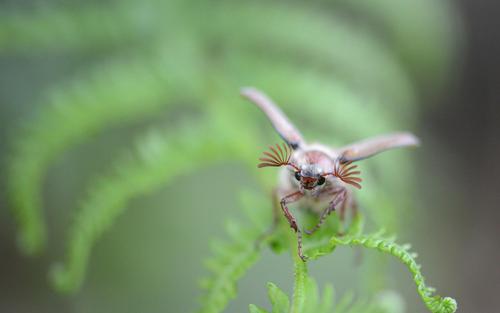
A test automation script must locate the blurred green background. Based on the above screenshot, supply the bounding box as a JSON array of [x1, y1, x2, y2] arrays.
[[0, 0, 498, 312]]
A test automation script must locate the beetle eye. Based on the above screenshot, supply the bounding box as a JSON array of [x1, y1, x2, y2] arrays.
[[317, 176, 326, 185], [294, 171, 301, 181]]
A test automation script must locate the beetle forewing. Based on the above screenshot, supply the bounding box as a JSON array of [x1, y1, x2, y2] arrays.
[[241, 87, 305, 149], [337, 132, 420, 162]]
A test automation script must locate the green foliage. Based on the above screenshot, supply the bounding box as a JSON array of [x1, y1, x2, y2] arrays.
[[198, 192, 270, 313], [268, 282, 291, 313], [200, 0, 415, 108], [1, 0, 459, 312], [50, 118, 254, 292], [0, 0, 177, 53], [250, 276, 400, 313], [291, 251, 308, 313], [6, 44, 203, 255]]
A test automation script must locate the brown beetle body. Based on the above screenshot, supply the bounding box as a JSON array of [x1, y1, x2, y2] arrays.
[[241, 87, 419, 260], [278, 144, 347, 213]]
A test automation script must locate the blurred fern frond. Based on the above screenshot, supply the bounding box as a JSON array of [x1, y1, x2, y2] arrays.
[[0, 0, 175, 53], [7, 44, 203, 255], [50, 116, 256, 292], [200, 1, 415, 106], [335, 0, 460, 90]]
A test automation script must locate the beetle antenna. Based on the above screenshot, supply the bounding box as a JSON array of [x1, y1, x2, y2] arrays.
[[258, 142, 299, 171], [326, 159, 362, 189]]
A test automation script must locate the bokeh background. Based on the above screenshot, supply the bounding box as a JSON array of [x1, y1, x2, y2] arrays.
[[0, 0, 498, 312]]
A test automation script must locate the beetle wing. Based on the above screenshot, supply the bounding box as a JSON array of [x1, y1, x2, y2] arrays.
[[241, 87, 305, 149], [336, 132, 420, 162]]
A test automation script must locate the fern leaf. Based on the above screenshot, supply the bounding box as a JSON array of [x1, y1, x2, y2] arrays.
[[198, 192, 269, 313], [249, 304, 270, 313], [0, 1, 166, 53], [49, 118, 251, 293], [253, 276, 396, 313], [307, 231, 457, 313], [227, 52, 413, 135], [200, 229, 260, 313], [267, 282, 290, 313], [302, 275, 319, 313], [6, 45, 202, 255], [249, 280, 293, 313], [204, 1, 414, 107]]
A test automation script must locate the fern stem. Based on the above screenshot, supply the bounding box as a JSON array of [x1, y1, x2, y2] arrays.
[[291, 253, 308, 313]]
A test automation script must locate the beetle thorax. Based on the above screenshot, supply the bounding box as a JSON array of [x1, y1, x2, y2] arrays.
[[292, 148, 333, 174], [300, 163, 322, 177]]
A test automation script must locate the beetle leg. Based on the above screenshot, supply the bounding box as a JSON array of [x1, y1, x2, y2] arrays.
[[279, 191, 308, 261], [338, 193, 348, 221], [305, 187, 346, 235], [279, 191, 303, 232]]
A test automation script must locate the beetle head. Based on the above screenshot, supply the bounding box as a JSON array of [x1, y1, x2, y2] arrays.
[[295, 164, 326, 190]]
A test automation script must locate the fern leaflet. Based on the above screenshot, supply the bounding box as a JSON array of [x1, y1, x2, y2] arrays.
[[7, 45, 202, 255], [50, 118, 253, 292], [250, 275, 398, 313], [198, 192, 271, 313]]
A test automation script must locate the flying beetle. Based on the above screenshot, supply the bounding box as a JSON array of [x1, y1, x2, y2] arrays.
[[241, 87, 419, 261]]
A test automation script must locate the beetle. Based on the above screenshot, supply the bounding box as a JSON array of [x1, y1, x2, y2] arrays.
[[241, 87, 419, 261]]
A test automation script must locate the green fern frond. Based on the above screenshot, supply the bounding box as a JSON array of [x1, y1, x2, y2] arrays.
[[305, 231, 457, 313], [204, 1, 414, 106], [267, 282, 290, 313], [7, 45, 202, 255], [49, 118, 252, 293], [226, 52, 414, 133], [0, 0, 458, 91], [249, 305, 270, 313], [251, 275, 398, 313], [303, 278, 333, 313], [198, 192, 269, 313], [0, 1, 169, 53], [200, 222, 261, 313]]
